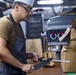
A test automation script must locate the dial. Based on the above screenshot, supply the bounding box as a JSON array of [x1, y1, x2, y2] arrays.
[[50, 32, 57, 40]]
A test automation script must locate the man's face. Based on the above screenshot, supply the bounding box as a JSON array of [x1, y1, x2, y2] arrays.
[[17, 3, 33, 21]]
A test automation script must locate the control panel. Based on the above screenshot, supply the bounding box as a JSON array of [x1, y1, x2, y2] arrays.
[[46, 29, 70, 45]]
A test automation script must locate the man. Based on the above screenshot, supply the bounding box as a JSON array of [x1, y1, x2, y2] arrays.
[[0, 0, 40, 75]]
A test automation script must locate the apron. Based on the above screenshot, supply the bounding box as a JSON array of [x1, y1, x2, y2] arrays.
[[0, 14, 27, 75]]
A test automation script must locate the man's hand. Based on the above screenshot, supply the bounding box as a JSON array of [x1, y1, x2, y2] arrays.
[[21, 64, 34, 74], [31, 53, 41, 62]]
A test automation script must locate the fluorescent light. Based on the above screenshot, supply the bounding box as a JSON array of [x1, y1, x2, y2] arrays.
[[37, 0, 63, 5]]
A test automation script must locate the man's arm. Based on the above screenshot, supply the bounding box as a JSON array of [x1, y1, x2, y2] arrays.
[[0, 37, 23, 69], [0, 37, 34, 73]]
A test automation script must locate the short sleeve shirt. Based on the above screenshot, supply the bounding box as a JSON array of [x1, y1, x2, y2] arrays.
[[0, 16, 15, 51], [0, 15, 24, 63]]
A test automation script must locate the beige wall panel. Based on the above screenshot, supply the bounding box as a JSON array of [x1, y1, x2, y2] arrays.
[[26, 39, 43, 57]]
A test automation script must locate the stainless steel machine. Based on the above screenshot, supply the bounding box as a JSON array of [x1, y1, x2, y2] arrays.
[[42, 14, 76, 60]]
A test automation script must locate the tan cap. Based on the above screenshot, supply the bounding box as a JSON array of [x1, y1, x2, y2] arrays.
[[14, 0, 35, 6]]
